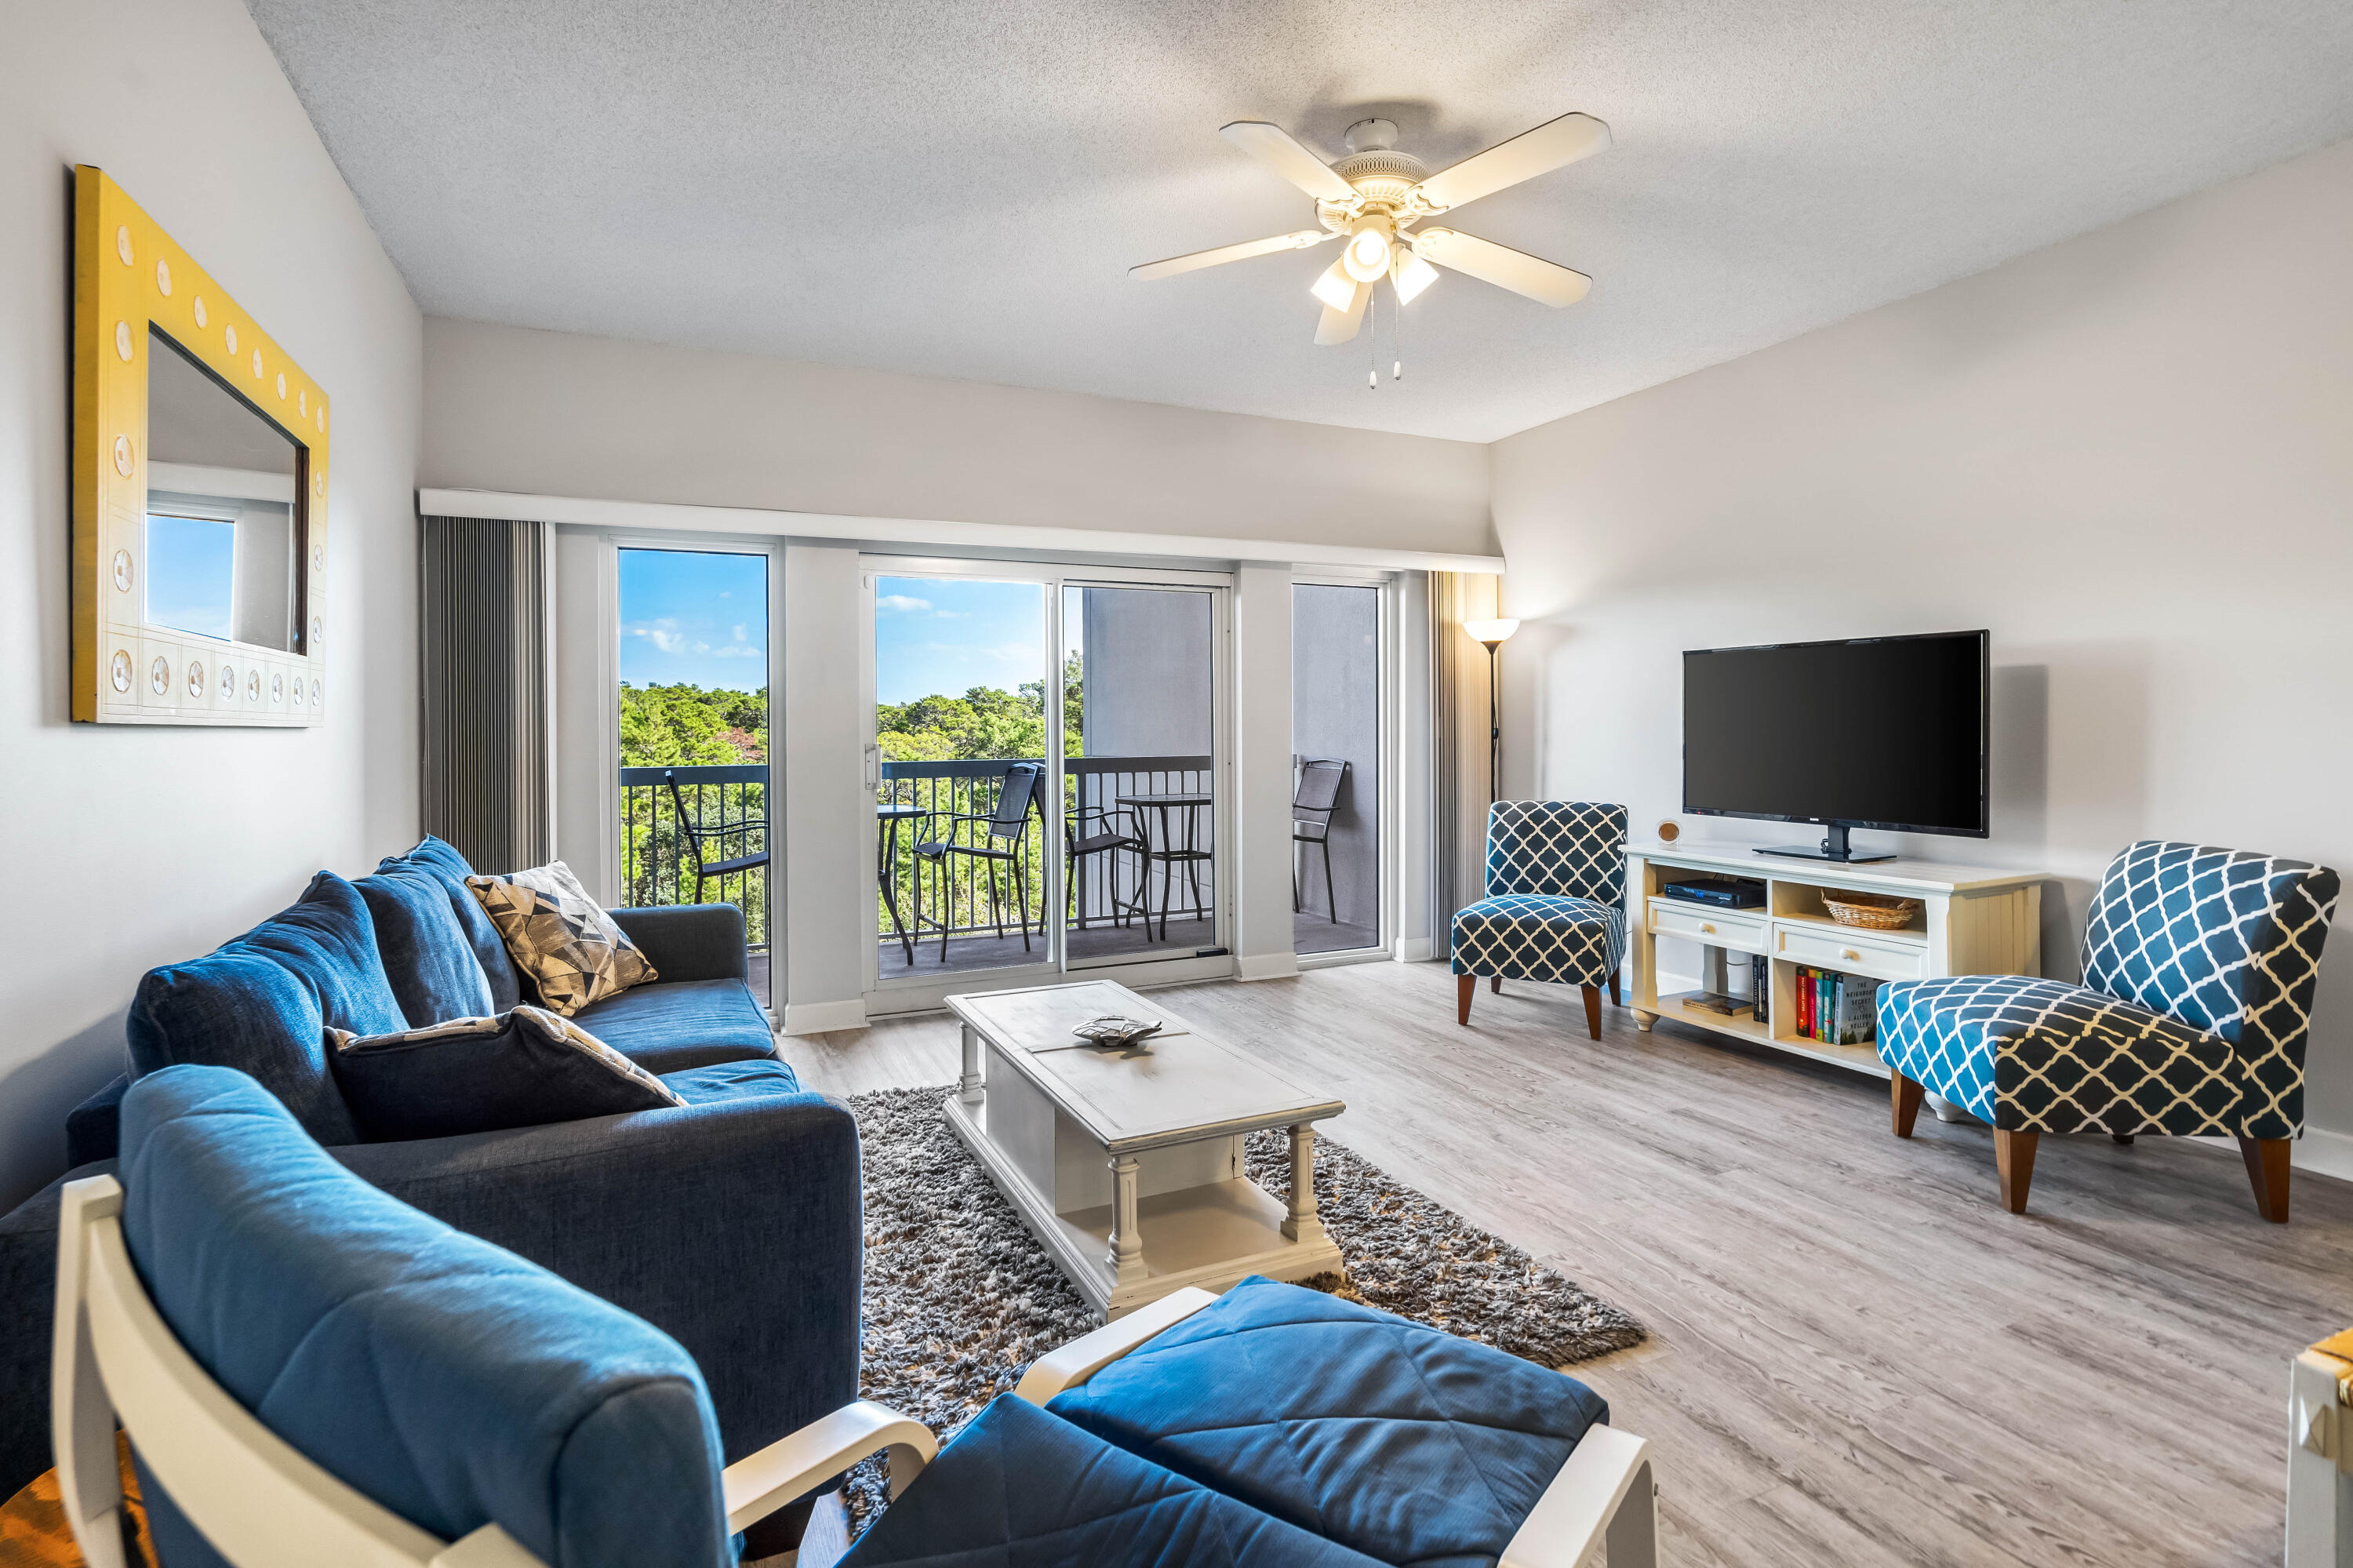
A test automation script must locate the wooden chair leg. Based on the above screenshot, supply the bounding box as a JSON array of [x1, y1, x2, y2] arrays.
[[1457, 973, 1475, 1025], [2111, 1133, 2134, 1145], [1890, 1072, 1923, 1139], [1993, 1130, 2038, 1214], [1490, 976, 1502, 995], [1608, 968, 1621, 1007], [2239, 1136, 2291, 1224], [1581, 985, 1602, 1041]]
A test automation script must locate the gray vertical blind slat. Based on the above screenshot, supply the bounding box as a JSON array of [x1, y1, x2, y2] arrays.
[[420, 515, 552, 874]]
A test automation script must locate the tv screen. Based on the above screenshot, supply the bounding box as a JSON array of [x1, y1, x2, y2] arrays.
[[1683, 631, 1988, 837]]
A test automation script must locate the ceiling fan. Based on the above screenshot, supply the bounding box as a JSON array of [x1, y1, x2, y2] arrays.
[[1131, 111, 1609, 347]]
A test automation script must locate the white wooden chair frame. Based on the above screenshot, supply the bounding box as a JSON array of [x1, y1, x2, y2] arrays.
[[1014, 1287, 1660, 1568], [49, 1174, 935, 1568], [54, 1176, 1654, 1568]]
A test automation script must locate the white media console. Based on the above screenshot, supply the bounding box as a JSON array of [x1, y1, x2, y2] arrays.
[[1626, 842, 2047, 1079]]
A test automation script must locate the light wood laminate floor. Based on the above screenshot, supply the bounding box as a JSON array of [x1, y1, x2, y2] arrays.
[[779, 961, 2353, 1567]]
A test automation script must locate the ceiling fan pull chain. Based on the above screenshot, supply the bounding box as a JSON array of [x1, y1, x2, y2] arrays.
[[1393, 276, 1405, 381], [1366, 285, 1379, 390]]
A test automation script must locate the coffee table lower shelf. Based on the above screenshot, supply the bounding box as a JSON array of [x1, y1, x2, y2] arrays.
[[943, 1093, 1343, 1319]]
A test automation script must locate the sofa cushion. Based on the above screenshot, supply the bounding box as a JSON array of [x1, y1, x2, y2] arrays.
[[379, 836, 524, 1013], [839, 1393, 1383, 1568], [1049, 1276, 1609, 1568], [355, 863, 497, 1028], [573, 978, 777, 1072], [118, 1064, 732, 1568], [330, 1007, 686, 1141], [126, 872, 406, 1147], [467, 862, 658, 1017], [660, 1056, 803, 1104]]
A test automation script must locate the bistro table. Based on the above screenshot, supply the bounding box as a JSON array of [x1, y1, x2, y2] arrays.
[[876, 803, 927, 965], [1113, 791, 1213, 942]]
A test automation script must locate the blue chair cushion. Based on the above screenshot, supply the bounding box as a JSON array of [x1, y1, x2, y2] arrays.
[[660, 1056, 805, 1103], [839, 1393, 1383, 1568], [1047, 1276, 1609, 1568], [1878, 973, 2244, 1136], [127, 872, 407, 1146], [329, 1006, 687, 1141], [355, 862, 497, 1028], [1449, 894, 1627, 987], [379, 836, 526, 1013], [573, 977, 779, 1071], [118, 1064, 732, 1568]]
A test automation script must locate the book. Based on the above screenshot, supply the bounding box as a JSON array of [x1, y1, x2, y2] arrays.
[[1835, 973, 1882, 1046], [1751, 954, 1767, 1023], [1796, 966, 1813, 1038]]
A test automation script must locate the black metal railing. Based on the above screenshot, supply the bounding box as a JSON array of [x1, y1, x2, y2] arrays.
[[877, 755, 1213, 944], [620, 763, 769, 957]]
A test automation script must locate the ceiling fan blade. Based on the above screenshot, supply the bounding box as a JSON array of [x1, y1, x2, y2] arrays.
[[1412, 229, 1591, 306], [1220, 121, 1358, 202], [1129, 229, 1335, 281], [1314, 278, 1373, 345], [1413, 112, 1610, 211]]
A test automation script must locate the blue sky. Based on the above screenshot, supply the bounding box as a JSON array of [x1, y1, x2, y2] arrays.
[[147, 513, 235, 640], [619, 548, 768, 689], [875, 576, 1056, 704]]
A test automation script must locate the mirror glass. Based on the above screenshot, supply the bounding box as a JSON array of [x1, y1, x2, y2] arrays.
[[145, 326, 305, 652]]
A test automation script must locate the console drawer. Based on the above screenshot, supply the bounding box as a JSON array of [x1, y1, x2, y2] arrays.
[[1775, 922, 1926, 982], [1647, 898, 1768, 953]]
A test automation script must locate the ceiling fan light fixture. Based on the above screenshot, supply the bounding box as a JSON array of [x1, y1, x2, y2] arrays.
[[1392, 247, 1440, 304], [1310, 256, 1359, 311], [1342, 224, 1392, 282]]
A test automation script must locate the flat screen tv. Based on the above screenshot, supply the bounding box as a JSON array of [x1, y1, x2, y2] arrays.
[[1682, 630, 1988, 863]]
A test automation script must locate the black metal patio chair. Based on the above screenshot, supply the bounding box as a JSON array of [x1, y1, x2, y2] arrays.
[[912, 762, 1046, 960], [664, 767, 771, 904], [1292, 758, 1349, 922]]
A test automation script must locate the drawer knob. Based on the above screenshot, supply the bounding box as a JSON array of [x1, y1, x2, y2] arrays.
[[1841, 948, 1860, 961], [1700, 922, 1715, 933]]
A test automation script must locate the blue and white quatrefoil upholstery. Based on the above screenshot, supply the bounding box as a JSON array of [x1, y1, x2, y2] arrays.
[[1878, 841, 2339, 1137], [1451, 802, 1628, 986]]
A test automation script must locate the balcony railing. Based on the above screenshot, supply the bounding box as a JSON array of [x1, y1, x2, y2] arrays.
[[878, 755, 1214, 942], [619, 763, 769, 958]]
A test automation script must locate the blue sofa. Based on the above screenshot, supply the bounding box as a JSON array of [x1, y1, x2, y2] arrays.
[[0, 836, 861, 1504]]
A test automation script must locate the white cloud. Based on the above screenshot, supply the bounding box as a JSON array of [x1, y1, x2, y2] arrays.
[[877, 595, 931, 614]]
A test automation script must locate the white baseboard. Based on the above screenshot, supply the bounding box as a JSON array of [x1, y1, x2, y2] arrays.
[[781, 998, 867, 1035], [1235, 952, 1300, 981], [1394, 937, 1434, 963], [2293, 1125, 2353, 1184]]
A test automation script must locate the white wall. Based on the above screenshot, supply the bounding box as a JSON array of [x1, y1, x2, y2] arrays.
[[0, 0, 421, 1208], [1489, 136, 2353, 1157], [422, 318, 1493, 558]]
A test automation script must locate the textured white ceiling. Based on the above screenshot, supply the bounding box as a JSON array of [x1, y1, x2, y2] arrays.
[[245, 0, 2353, 442]]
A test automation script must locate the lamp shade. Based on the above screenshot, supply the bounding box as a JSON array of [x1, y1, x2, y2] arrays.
[[1463, 618, 1521, 647]]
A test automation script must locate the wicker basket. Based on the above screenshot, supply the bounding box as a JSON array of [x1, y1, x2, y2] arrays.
[[1820, 892, 1920, 930]]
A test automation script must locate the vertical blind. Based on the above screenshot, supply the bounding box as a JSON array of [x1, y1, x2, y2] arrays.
[[420, 515, 554, 874]]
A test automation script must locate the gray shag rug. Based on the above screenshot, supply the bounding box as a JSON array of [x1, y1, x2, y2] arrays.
[[838, 1084, 1644, 1529]]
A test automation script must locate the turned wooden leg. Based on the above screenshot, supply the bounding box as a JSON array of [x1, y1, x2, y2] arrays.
[[1457, 973, 1475, 1025], [1581, 985, 1602, 1041], [2239, 1136, 2291, 1224], [1490, 975, 1502, 994], [1993, 1129, 2038, 1214], [1281, 1124, 1327, 1246], [1890, 1072, 1923, 1139], [1609, 968, 1622, 1007]]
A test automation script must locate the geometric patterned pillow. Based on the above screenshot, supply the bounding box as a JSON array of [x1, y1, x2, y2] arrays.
[[465, 861, 657, 1017], [327, 1005, 685, 1141]]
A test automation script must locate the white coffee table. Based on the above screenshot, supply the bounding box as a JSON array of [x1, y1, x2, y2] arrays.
[[943, 979, 1345, 1318]]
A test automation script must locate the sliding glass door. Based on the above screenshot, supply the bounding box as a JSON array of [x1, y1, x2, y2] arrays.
[[1293, 580, 1385, 958], [866, 561, 1227, 991]]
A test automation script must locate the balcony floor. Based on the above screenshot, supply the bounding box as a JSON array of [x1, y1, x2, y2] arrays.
[[873, 909, 1379, 980]]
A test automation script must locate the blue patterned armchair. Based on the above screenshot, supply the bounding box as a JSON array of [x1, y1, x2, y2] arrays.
[[1878, 840, 2339, 1221], [1451, 801, 1628, 1040]]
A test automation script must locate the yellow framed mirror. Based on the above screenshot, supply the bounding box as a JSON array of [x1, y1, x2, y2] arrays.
[[73, 166, 330, 726]]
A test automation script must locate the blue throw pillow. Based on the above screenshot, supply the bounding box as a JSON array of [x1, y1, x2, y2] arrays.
[[128, 871, 406, 1146], [356, 864, 497, 1028], [118, 1064, 732, 1568], [379, 835, 526, 1013], [329, 1006, 686, 1141]]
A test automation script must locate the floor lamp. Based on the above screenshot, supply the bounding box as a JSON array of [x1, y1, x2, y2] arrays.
[[1462, 618, 1519, 804]]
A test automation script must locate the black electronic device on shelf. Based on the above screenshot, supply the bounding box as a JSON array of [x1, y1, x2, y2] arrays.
[[1660, 875, 1766, 909]]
